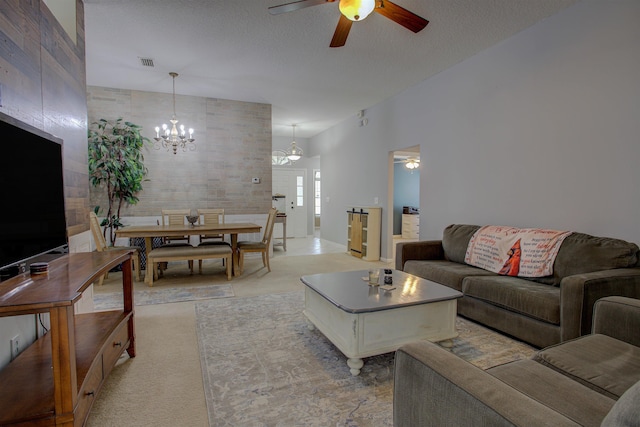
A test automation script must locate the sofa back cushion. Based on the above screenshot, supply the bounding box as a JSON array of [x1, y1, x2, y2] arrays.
[[443, 225, 639, 284], [442, 224, 481, 264], [553, 232, 639, 283]]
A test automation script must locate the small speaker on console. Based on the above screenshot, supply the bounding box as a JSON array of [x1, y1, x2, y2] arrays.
[[30, 262, 49, 276]]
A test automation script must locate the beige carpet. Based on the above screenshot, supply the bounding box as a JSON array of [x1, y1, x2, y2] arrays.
[[87, 251, 387, 426], [93, 284, 234, 309], [87, 302, 209, 427], [86, 250, 534, 426], [92, 251, 385, 299]]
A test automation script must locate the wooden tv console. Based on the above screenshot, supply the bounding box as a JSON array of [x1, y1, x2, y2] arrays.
[[0, 251, 135, 426]]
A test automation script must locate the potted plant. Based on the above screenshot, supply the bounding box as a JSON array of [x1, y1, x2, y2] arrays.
[[88, 118, 150, 244]]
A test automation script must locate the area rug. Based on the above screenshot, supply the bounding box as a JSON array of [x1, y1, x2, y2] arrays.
[[195, 291, 535, 426], [93, 284, 234, 310]]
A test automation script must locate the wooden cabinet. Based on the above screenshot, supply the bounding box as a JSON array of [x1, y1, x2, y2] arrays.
[[0, 251, 135, 427], [401, 214, 420, 239], [347, 207, 381, 261]]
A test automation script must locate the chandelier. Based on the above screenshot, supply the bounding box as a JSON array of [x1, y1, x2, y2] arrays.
[[287, 124, 303, 162], [154, 72, 195, 154]]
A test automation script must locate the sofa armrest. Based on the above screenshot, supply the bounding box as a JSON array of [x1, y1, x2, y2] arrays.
[[394, 341, 580, 427], [592, 296, 640, 347], [395, 240, 444, 271], [560, 268, 640, 342]]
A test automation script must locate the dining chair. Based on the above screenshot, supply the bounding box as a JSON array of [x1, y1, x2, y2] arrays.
[[160, 208, 194, 272], [197, 208, 226, 244], [237, 207, 277, 274], [196, 208, 230, 271], [89, 212, 141, 285], [160, 208, 192, 244]]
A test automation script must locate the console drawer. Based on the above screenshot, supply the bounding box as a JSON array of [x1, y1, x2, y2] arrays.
[[75, 360, 103, 427], [102, 322, 129, 375]]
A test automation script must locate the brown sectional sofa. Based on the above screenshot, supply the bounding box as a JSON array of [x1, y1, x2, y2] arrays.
[[396, 224, 640, 348], [393, 296, 640, 426]]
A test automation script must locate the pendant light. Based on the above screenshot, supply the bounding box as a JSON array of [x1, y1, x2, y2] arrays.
[[286, 124, 303, 162]]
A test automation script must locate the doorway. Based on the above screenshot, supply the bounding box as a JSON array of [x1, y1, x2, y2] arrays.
[[388, 146, 420, 262], [272, 168, 307, 238]]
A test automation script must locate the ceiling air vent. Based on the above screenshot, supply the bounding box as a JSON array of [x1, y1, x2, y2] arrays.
[[139, 57, 154, 67]]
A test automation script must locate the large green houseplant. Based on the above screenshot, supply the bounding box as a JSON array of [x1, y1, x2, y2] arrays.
[[88, 118, 150, 243]]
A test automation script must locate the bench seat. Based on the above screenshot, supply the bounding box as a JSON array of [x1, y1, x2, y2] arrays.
[[147, 244, 232, 285]]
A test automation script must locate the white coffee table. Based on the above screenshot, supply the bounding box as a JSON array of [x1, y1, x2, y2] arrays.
[[301, 269, 463, 375]]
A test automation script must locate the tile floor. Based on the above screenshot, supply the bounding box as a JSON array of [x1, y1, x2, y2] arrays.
[[272, 229, 348, 257]]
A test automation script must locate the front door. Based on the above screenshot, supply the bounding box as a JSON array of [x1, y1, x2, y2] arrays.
[[272, 168, 307, 238]]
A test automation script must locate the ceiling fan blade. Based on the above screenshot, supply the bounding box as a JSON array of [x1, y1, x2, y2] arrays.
[[374, 0, 429, 33], [330, 14, 352, 47], [268, 0, 335, 15]]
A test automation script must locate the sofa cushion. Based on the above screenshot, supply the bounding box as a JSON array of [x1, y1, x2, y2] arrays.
[[394, 341, 584, 427], [532, 334, 640, 399], [462, 275, 561, 324], [403, 260, 495, 291], [442, 224, 481, 264], [600, 379, 640, 427], [552, 232, 639, 285], [488, 359, 615, 427]]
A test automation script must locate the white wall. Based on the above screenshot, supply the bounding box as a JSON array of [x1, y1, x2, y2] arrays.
[[313, 0, 640, 259]]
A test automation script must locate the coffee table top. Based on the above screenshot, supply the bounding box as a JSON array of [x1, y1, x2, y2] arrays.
[[300, 269, 462, 313]]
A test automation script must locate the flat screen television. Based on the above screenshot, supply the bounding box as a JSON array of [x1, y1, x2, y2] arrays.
[[0, 112, 68, 276]]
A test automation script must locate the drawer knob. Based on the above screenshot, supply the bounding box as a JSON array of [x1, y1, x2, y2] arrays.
[[113, 341, 122, 347]]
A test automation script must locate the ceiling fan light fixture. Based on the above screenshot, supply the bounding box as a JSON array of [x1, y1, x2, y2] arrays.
[[339, 0, 375, 21], [405, 159, 420, 170]]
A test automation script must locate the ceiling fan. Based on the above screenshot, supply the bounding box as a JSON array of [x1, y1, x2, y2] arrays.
[[394, 157, 420, 169], [268, 0, 429, 47]]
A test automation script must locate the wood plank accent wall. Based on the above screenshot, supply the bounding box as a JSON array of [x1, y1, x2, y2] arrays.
[[87, 87, 273, 216], [0, 0, 88, 236]]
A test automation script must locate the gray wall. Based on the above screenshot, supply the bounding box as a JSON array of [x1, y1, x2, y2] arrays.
[[87, 87, 272, 216], [0, 0, 89, 235], [313, 0, 640, 259]]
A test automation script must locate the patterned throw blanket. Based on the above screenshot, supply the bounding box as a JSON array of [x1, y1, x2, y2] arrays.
[[464, 226, 573, 277]]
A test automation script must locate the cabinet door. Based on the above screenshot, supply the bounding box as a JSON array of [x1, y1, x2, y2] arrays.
[[350, 213, 363, 257]]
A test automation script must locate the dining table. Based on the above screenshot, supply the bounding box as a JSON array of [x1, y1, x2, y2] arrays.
[[115, 222, 262, 277]]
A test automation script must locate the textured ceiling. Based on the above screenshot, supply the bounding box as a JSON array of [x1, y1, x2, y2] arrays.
[[84, 0, 578, 137]]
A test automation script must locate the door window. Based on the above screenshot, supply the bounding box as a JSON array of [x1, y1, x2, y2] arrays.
[[296, 176, 304, 207]]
